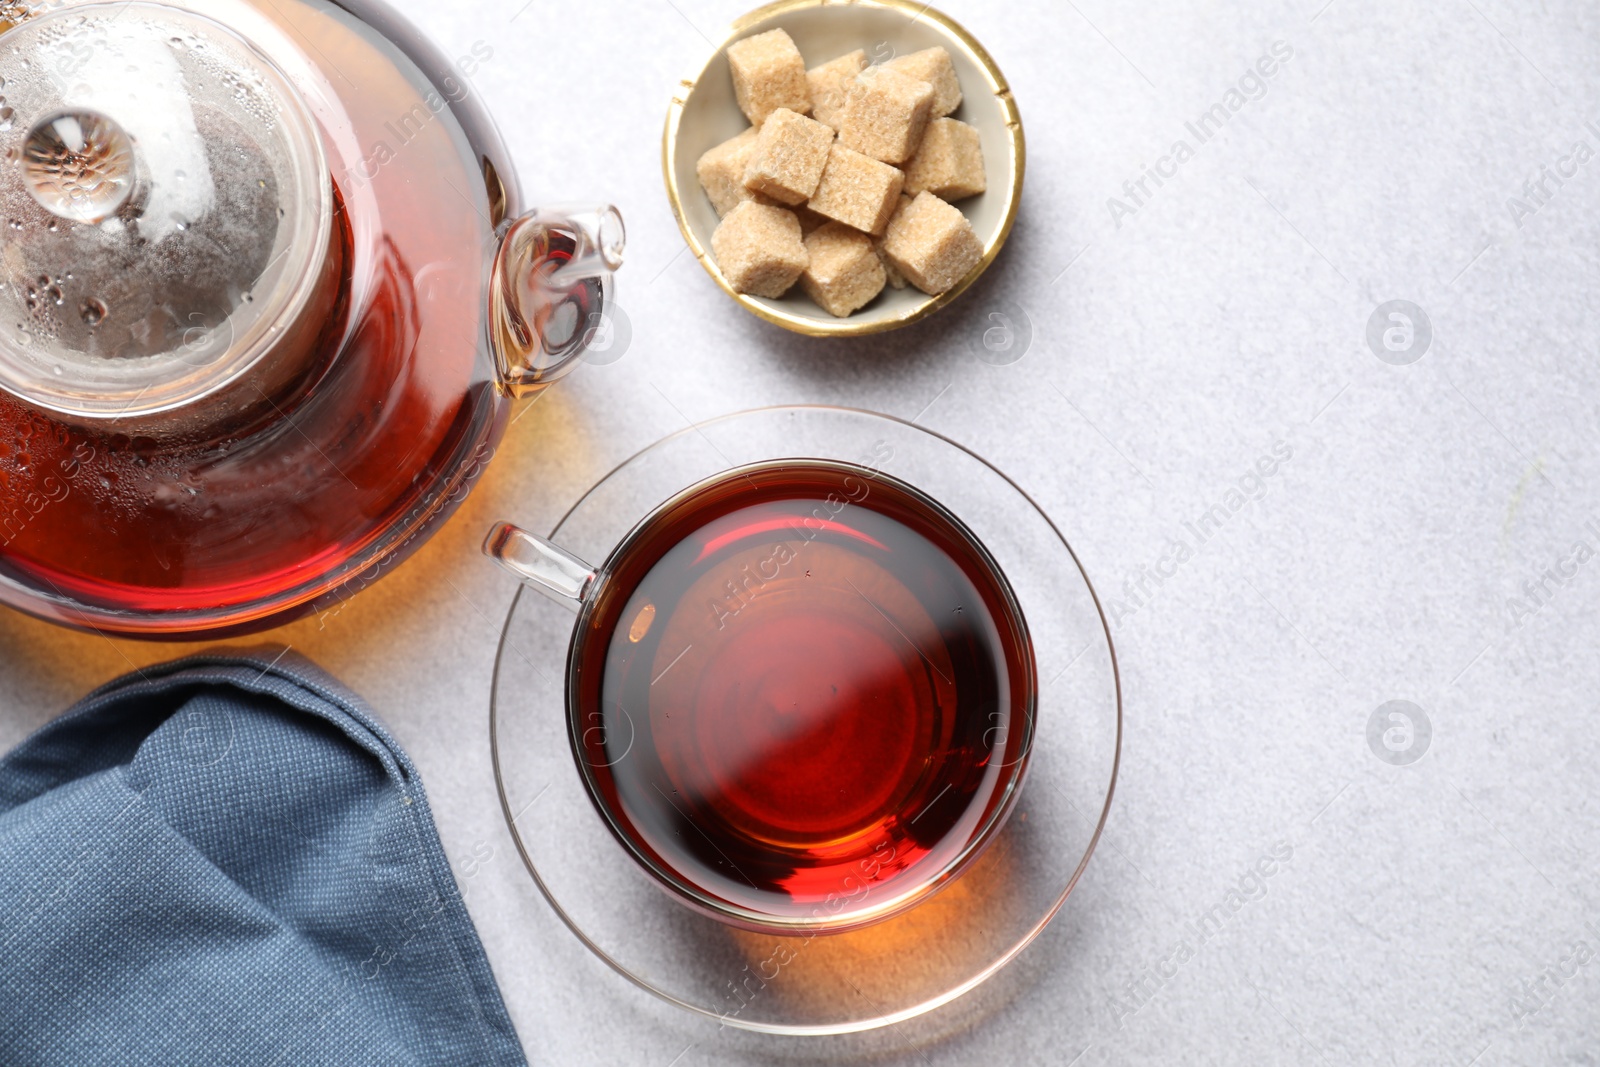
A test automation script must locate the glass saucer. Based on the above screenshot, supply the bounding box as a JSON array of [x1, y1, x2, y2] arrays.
[[490, 406, 1120, 1035]]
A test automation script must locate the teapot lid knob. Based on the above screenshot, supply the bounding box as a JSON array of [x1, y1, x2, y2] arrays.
[[0, 2, 331, 421]]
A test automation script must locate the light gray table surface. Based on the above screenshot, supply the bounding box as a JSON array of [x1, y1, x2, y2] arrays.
[[3, 0, 1599, 1063]]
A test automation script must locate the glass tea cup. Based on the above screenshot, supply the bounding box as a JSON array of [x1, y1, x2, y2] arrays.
[[484, 458, 1037, 933]]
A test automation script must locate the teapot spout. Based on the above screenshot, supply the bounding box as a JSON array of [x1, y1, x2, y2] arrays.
[[489, 204, 626, 398]]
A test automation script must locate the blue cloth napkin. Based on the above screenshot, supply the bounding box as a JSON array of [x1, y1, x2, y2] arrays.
[[0, 652, 528, 1067]]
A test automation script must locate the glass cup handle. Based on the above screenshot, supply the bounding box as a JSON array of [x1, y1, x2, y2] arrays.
[[483, 523, 596, 610]]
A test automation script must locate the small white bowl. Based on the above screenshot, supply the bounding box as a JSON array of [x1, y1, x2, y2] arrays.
[[663, 0, 1025, 337]]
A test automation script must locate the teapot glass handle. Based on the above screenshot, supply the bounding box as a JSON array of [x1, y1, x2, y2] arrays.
[[489, 205, 625, 398]]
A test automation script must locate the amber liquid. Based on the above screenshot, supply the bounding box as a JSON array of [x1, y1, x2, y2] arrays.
[[0, 0, 517, 633], [572, 462, 1036, 929]]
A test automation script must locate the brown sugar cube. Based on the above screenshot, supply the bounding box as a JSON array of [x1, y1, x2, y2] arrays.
[[885, 47, 962, 117], [807, 144, 905, 235], [801, 222, 887, 317], [880, 191, 982, 295], [873, 195, 914, 289], [742, 108, 834, 206], [711, 200, 809, 298], [838, 65, 934, 165], [697, 128, 777, 217], [726, 29, 810, 124], [807, 49, 868, 129], [903, 118, 986, 201]]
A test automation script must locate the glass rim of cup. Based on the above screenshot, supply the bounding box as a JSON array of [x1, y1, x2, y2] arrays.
[[560, 457, 1038, 933]]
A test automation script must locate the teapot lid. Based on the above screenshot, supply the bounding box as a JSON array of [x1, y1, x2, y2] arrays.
[[0, 2, 331, 421]]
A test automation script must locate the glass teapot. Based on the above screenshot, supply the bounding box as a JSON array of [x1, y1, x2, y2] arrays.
[[0, 0, 622, 636]]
